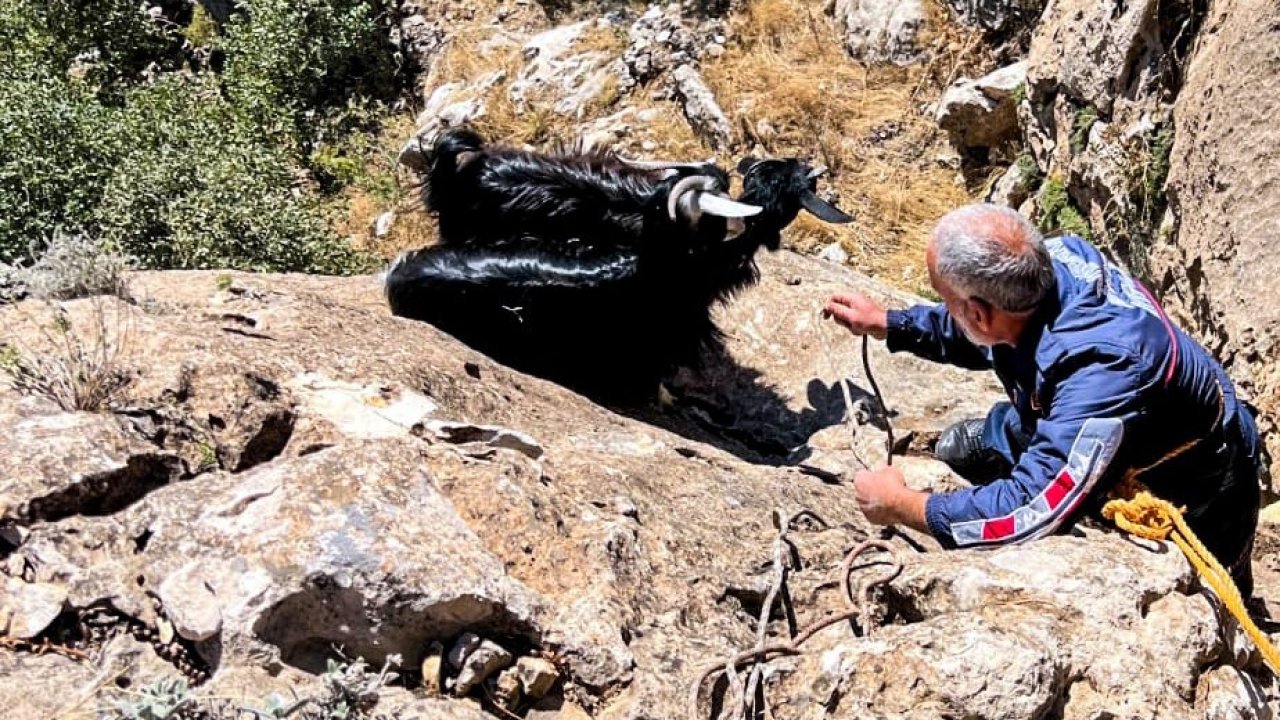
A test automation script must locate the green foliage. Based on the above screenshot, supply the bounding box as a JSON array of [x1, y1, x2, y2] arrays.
[[220, 0, 403, 140], [1014, 152, 1042, 192], [1012, 82, 1026, 106], [1037, 177, 1092, 240], [114, 677, 193, 720], [181, 4, 218, 49], [0, 0, 403, 275], [1070, 105, 1098, 154]]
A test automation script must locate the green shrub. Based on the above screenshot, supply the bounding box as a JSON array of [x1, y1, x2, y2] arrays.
[[0, 0, 400, 275], [220, 0, 403, 140]]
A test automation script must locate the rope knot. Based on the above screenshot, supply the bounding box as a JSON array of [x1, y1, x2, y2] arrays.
[[1101, 491, 1182, 541]]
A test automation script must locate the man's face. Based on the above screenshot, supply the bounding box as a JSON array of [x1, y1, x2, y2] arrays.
[[926, 248, 997, 347]]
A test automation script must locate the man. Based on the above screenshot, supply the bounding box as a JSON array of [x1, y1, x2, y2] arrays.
[[824, 203, 1262, 596]]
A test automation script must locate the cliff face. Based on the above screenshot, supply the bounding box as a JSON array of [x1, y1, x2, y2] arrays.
[[1, 252, 1275, 718]]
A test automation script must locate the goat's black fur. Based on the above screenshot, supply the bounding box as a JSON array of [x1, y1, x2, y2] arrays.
[[425, 127, 728, 257], [387, 128, 850, 403]]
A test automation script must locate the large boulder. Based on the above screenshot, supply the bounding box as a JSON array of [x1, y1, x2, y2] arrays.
[[1160, 0, 1280, 487], [832, 0, 927, 66]]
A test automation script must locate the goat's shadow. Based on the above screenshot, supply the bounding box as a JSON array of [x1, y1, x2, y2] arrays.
[[609, 346, 892, 466]]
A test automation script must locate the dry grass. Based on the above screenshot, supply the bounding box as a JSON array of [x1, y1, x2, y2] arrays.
[[0, 296, 136, 412], [702, 0, 989, 293]]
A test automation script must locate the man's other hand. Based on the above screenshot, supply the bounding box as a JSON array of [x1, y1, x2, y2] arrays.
[[823, 293, 888, 340], [852, 466, 929, 532]]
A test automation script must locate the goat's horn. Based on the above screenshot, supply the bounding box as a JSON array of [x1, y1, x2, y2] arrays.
[[697, 193, 764, 218], [667, 175, 720, 222], [618, 155, 712, 172], [800, 191, 854, 224], [807, 165, 829, 180]]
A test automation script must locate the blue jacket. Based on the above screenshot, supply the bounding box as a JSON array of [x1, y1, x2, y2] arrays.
[[886, 235, 1254, 548]]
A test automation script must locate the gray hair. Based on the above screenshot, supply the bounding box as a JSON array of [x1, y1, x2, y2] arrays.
[[931, 204, 1055, 313]]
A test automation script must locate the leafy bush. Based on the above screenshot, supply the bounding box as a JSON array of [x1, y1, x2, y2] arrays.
[[0, 0, 403, 275]]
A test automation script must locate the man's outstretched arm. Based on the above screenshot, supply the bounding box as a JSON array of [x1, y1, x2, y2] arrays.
[[824, 293, 992, 370]]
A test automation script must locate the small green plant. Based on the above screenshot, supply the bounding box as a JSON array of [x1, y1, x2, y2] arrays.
[[1070, 105, 1098, 154], [113, 677, 193, 720], [1012, 82, 1026, 106], [215, 274, 234, 292], [1037, 176, 1093, 240], [181, 3, 219, 49], [195, 442, 219, 473], [1013, 152, 1042, 192], [317, 653, 402, 719]]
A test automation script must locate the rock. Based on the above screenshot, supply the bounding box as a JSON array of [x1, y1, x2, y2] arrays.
[[448, 632, 483, 670], [1195, 665, 1273, 720], [1026, 0, 1160, 115], [942, 0, 1046, 35], [671, 65, 733, 149], [983, 158, 1034, 207], [14, 439, 552, 674], [1, 251, 1268, 718], [493, 666, 522, 708], [0, 576, 66, 638], [516, 656, 560, 699], [833, 0, 926, 66], [620, 6, 723, 92], [421, 641, 445, 695], [0, 410, 183, 525], [157, 562, 222, 641], [936, 61, 1027, 151], [374, 211, 396, 238], [454, 639, 514, 696], [817, 242, 849, 265], [508, 22, 622, 117], [417, 419, 544, 459], [397, 10, 448, 75], [287, 372, 438, 445], [1162, 0, 1280, 487]]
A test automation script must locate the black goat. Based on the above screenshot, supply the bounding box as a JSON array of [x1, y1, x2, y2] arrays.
[[385, 128, 852, 403]]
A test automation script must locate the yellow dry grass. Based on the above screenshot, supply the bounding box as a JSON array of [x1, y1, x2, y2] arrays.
[[701, 0, 989, 293], [349, 0, 993, 295]]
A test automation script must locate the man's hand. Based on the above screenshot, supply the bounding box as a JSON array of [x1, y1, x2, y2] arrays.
[[823, 293, 888, 340], [852, 466, 930, 532]]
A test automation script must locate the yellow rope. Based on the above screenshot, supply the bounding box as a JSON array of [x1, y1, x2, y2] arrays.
[[1102, 489, 1280, 675]]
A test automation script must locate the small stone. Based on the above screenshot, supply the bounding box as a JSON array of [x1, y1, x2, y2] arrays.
[[157, 563, 222, 642], [516, 656, 560, 699], [0, 577, 66, 639], [493, 667, 522, 709], [817, 243, 849, 265], [448, 632, 483, 670], [612, 496, 639, 520], [375, 211, 396, 238], [455, 639, 514, 696], [421, 642, 445, 695], [706, 43, 725, 57]]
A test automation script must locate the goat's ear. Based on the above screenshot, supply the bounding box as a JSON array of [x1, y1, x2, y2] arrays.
[[800, 192, 854, 224], [736, 157, 759, 175]]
